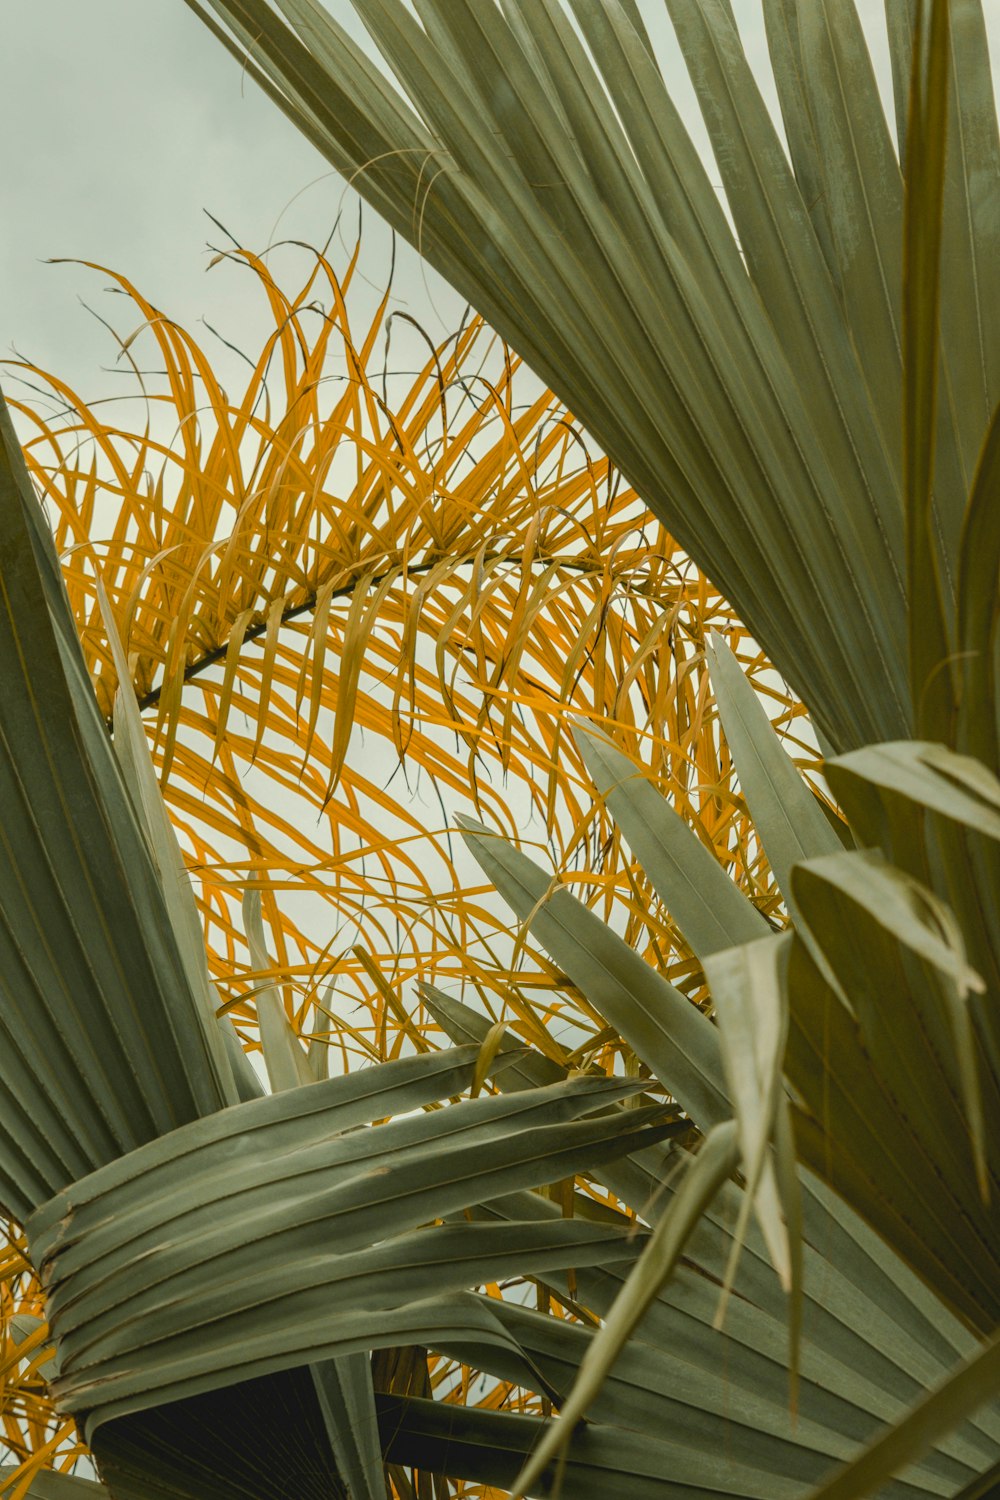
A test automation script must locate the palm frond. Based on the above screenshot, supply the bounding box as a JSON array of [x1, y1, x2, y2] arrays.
[[6, 245, 798, 1079], [187, 0, 1000, 762], [1, 244, 802, 1490], [5, 0, 1000, 1494]]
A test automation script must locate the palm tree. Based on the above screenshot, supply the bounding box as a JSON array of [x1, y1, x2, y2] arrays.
[[1, 242, 783, 1494], [4, 0, 1000, 1495]]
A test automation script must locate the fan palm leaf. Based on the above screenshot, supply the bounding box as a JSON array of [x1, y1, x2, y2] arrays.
[[7, 0, 1000, 1493], [165, 0, 1000, 1492], [184, 0, 999, 759]]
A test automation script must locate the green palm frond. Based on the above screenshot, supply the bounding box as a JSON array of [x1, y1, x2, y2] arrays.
[[5, 0, 1000, 1496], [186, 0, 999, 759], [456, 716, 1000, 1498]]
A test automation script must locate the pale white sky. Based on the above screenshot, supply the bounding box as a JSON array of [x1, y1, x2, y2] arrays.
[[5, 2, 999, 388], [3, 0, 959, 396]]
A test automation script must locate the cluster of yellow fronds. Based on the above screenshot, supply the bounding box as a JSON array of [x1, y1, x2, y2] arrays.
[[0, 245, 812, 1491]]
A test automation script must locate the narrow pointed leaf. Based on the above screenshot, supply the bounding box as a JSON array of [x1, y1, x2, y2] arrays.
[[242, 886, 313, 1093], [706, 633, 842, 902], [903, 0, 956, 736], [456, 815, 729, 1128], [573, 722, 768, 957], [705, 934, 800, 1299]]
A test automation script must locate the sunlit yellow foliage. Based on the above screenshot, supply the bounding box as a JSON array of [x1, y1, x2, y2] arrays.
[[0, 245, 809, 1490]]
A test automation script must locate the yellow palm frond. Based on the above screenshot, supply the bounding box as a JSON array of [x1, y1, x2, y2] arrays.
[[9, 246, 811, 1063], [1, 243, 809, 1485]]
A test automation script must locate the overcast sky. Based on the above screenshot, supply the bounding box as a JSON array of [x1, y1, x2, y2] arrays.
[[6, 2, 999, 399], [0, 0, 469, 402], [0, 2, 793, 397], [6, 2, 997, 403]]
